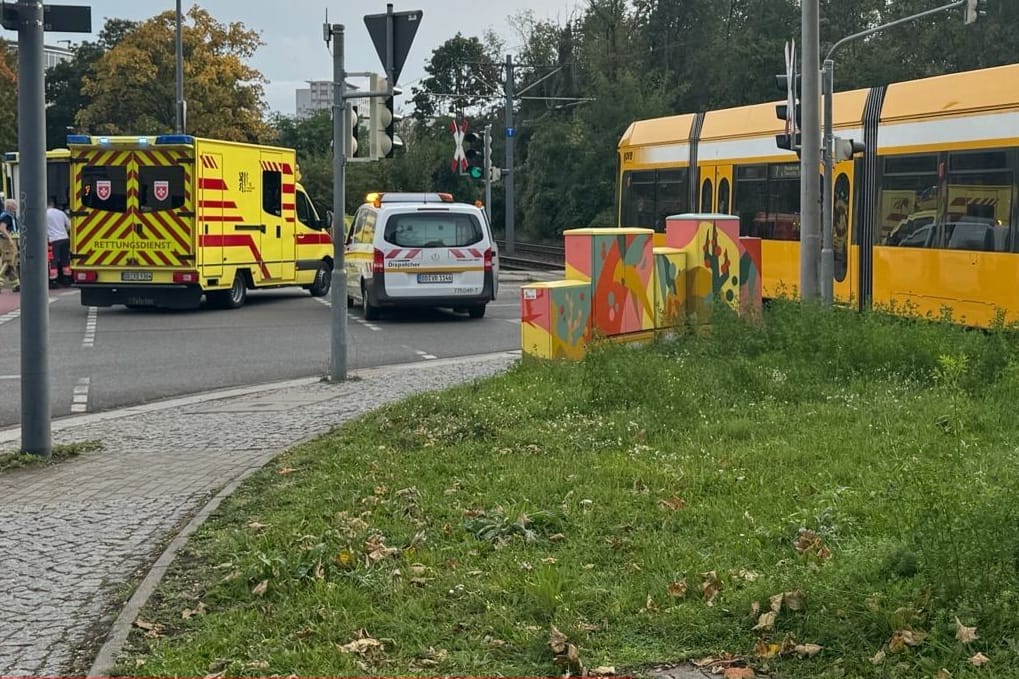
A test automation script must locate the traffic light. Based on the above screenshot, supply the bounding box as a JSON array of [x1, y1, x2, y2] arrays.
[[369, 74, 396, 159], [775, 73, 802, 155], [345, 103, 359, 159], [833, 137, 866, 162], [464, 129, 485, 180]]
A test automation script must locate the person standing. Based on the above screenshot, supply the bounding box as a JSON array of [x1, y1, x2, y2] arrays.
[[0, 198, 19, 293], [47, 197, 71, 287]]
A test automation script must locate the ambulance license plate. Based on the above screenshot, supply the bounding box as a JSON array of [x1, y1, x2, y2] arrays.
[[417, 273, 453, 284], [121, 271, 153, 282]]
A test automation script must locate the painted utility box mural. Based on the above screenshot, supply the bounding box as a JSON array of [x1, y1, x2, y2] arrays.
[[521, 214, 763, 360]]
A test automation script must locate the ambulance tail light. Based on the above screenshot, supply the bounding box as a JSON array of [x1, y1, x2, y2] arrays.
[[484, 248, 494, 272], [173, 270, 200, 284], [73, 269, 97, 283], [372, 248, 385, 274]]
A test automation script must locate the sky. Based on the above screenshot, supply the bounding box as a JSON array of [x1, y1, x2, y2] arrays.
[[35, 1, 586, 116]]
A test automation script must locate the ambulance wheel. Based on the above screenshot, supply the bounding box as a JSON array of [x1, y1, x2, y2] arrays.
[[308, 261, 331, 297], [467, 304, 487, 319], [362, 281, 381, 321], [210, 273, 247, 309]]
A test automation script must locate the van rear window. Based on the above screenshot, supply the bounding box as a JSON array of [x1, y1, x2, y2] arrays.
[[81, 166, 128, 213], [383, 212, 483, 248]]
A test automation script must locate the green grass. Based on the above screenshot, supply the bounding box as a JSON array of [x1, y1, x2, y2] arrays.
[[115, 301, 1019, 678], [0, 439, 103, 472]]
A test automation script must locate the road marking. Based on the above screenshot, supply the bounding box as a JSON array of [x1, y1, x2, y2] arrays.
[[503, 318, 522, 325], [82, 306, 98, 348], [71, 376, 90, 413], [0, 297, 60, 327], [0, 374, 18, 380], [414, 350, 438, 360], [316, 297, 382, 331]]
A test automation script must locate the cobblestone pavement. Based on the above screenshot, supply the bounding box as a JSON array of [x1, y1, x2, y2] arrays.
[[0, 351, 519, 677]]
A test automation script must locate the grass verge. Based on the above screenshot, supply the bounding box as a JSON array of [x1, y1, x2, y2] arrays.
[[114, 301, 1019, 678]]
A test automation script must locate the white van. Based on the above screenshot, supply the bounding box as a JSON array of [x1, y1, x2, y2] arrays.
[[345, 192, 499, 319]]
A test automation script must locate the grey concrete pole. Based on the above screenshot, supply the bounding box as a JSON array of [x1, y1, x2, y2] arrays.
[[799, 0, 821, 301], [17, 0, 51, 456], [821, 59, 834, 307], [484, 124, 492, 222], [503, 54, 515, 256], [329, 24, 348, 381], [175, 0, 185, 134]]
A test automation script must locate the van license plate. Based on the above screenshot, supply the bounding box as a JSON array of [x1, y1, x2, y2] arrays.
[[121, 271, 153, 282], [417, 273, 453, 284]]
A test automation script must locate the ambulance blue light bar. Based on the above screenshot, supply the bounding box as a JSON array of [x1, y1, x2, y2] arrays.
[[155, 134, 195, 145], [66, 134, 91, 144]]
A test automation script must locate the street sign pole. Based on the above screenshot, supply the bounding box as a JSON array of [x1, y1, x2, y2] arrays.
[[799, 0, 821, 302], [483, 124, 492, 222]]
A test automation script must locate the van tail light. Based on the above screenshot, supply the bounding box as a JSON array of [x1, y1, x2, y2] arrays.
[[372, 248, 385, 274], [484, 248, 494, 272], [173, 270, 199, 284], [73, 269, 97, 283]]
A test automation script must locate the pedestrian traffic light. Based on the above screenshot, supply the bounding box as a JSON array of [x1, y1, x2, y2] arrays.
[[464, 129, 485, 180], [775, 73, 802, 156]]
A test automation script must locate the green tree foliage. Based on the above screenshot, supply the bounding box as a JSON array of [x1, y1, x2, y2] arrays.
[[76, 6, 270, 141], [0, 39, 17, 152]]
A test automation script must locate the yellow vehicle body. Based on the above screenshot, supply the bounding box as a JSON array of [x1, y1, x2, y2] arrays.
[[67, 134, 334, 309], [618, 62, 1019, 328]]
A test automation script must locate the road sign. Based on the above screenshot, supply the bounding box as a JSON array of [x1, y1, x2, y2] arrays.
[[364, 6, 422, 85], [1, 3, 92, 32], [505, 127, 516, 138], [783, 39, 796, 136], [450, 119, 467, 173]]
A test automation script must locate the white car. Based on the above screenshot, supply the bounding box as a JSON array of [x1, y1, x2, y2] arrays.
[[344, 192, 500, 319]]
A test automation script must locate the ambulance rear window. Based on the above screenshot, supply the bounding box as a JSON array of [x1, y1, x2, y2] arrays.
[[383, 212, 483, 248], [81, 166, 127, 212], [139, 166, 186, 211]]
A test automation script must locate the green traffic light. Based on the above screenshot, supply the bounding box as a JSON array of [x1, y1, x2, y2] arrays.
[[468, 166, 483, 179]]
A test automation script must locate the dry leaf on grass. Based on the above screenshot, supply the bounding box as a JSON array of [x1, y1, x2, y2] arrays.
[[658, 496, 686, 511], [701, 571, 723, 607], [794, 643, 822, 658], [752, 611, 776, 632], [590, 666, 616, 676], [251, 579, 268, 597], [955, 617, 978, 644], [276, 465, 297, 475], [870, 649, 886, 665], [181, 602, 207, 619], [793, 528, 833, 560], [969, 652, 990, 666], [888, 629, 927, 653], [667, 580, 688, 598]]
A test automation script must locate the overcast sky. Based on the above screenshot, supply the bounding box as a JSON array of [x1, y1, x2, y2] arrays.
[[34, 1, 585, 116]]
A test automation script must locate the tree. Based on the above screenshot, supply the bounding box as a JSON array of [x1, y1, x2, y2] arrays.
[[410, 33, 502, 121], [76, 6, 271, 141], [0, 39, 17, 152], [46, 19, 138, 149]]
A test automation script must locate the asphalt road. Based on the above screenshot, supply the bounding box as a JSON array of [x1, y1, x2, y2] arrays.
[[0, 279, 528, 428]]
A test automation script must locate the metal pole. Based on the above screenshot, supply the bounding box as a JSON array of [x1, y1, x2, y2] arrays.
[[821, 59, 834, 307], [17, 0, 51, 456], [483, 124, 492, 222], [328, 23, 348, 381], [503, 54, 515, 257], [799, 0, 821, 301], [175, 0, 185, 134]]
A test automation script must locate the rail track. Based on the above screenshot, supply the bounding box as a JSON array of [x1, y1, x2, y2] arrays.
[[495, 240, 565, 271]]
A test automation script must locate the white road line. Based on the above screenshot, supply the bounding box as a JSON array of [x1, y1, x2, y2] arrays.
[[414, 350, 438, 360], [71, 376, 90, 413], [0, 296, 60, 327], [317, 297, 382, 331], [0, 374, 18, 380], [82, 306, 98, 348]]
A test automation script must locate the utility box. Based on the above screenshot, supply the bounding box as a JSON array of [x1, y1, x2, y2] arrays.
[[520, 280, 591, 360]]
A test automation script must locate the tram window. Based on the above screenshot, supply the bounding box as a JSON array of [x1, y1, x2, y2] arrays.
[[879, 153, 939, 245], [620, 168, 688, 231], [657, 169, 688, 229], [834, 174, 850, 282], [701, 179, 713, 213], [944, 149, 1013, 253], [734, 163, 800, 240], [718, 178, 730, 214]]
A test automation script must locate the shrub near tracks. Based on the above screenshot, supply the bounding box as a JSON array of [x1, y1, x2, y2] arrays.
[[119, 301, 1019, 678]]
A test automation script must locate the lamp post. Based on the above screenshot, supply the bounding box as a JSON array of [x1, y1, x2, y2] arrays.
[[175, 0, 185, 134]]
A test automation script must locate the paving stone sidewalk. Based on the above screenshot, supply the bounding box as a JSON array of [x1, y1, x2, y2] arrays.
[[0, 351, 519, 677]]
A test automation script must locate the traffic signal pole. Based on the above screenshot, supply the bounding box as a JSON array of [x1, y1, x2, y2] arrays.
[[16, 0, 51, 456], [800, 0, 821, 302], [327, 22, 348, 382], [503, 54, 515, 257]]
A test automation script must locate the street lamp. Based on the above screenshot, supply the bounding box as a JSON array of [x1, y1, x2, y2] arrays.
[[175, 0, 185, 134]]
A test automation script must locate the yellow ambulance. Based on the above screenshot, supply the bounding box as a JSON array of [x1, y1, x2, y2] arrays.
[[66, 134, 334, 309]]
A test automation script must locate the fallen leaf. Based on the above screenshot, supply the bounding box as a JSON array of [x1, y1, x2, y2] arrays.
[[723, 667, 754, 678], [541, 557, 558, 565], [658, 496, 686, 511], [483, 635, 507, 648], [783, 590, 806, 611], [335, 549, 356, 568], [888, 629, 927, 653], [769, 593, 784, 613], [935, 669, 952, 679], [247, 521, 268, 530], [134, 618, 156, 631], [251, 579, 268, 597], [644, 594, 658, 612], [181, 602, 207, 619], [752, 611, 777, 632], [667, 580, 688, 598], [549, 626, 568, 654], [734, 569, 760, 582], [955, 617, 978, 644], [701, 571, 723, 607], [753, 639, 782, 659], [337, 637, 384, 655], [793, 528, 833, 560], [865, 593, 883, 612], [590, 667, 616, 676], [870, 649, 886, 665], [276, 465, 297, 475], [969, 652, 989, 667], [794, 643, 822, 658], [549, 533, 566, 542]]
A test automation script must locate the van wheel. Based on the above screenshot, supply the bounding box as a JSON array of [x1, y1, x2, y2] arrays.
[[362, 281, 380, 321], [209, 272, 247, 309], [467, 304, 486, 319], [308, 261, 331, 297]]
